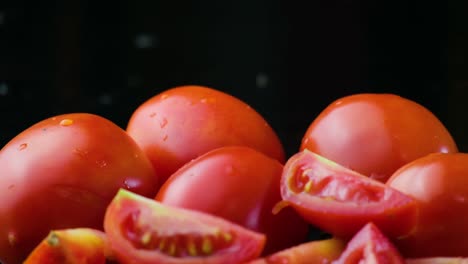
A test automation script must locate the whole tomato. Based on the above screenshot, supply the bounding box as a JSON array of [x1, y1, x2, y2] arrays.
[[0, 113, 159, 263], [387, 153, 468, 257], [126, 85, 285, 183], [155, 146, 309, 255], [301, 93, 458, 182]]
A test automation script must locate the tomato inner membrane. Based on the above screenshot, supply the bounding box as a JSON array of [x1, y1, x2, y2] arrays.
[[291, 167, 385, 203], [122, 211, 235, 257]]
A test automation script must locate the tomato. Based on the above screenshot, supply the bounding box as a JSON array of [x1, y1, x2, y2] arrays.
[[24, 228, 114, 264], [126, 85, 285, 183], [387, 153, 468, 257], [406, 258, 468, 264], [280, 149, 418, 239], [333, 222, 404, 264], [0, 113, 159, 263], [155, 146, 309, 254], [247, 238, 345, 264], [300, 93, 458, 182], [104, 189, 265, 264]]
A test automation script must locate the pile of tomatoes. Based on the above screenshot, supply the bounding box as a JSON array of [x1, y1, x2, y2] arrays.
[[1, 85, 467, 264]]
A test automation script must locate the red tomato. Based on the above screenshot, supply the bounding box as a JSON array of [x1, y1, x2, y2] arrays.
[[387, 153, 468, 257], [333, 222, 405, 264], [301, 93, 458, 182], [0, 113, 159, 263], [280, 149, 418, 239], [155, 146, 309, 254], [24, 228, 114, 264], [104, 189, 266, 264], [406, 258, 468, 264], [126, 85, 285, 183], [247, 238, 345, 264]]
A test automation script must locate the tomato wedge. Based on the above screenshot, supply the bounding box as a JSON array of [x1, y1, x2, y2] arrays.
[[333, 222, 404, 264], [247, 238, 345, 264], [280, 149, 418, 239], [104, 189, 266, 264], [24, 228, 114, 264]]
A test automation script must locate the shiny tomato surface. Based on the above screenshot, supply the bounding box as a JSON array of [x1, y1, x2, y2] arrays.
[[301, 93, 458, 182], [387, 153, 468, 257], [0, 113, 159, 263], [156, 146, 308, 254], [126, 85, 285, 183]]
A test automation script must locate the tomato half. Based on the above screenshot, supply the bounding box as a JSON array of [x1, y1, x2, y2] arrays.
[[301, 93, 457, 182], [104, 189, 266, 264], [387, 153, 468, 257], [126, 85, 285, 183], [247, 238, 345, 264], [333, 222, 404, 264], [24, 228, 114, 264], [280, 149, 418, 239], [155, 146, 309, 254], [0, 113, 159, 263]]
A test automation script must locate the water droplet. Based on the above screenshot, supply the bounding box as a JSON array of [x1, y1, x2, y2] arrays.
[[159, 118, 168, 128], [124, 178, 139, 189], [134, 33, 158, 49], [256, 73, 269, 89], [0, 82, 8, 96], [98, 94, 112, 105], [149, 112, 156, 118], [18, 143, 27, 151], [60, 119, 74, 126], [96, 160, 107, 168], [161, 94, 169, 100], [163, 135, 168, 141], [8, 231, 17, 246], [74, 148, 89, 158]]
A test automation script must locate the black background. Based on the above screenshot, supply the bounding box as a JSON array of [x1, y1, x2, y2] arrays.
[[1, 1, 467, 157]]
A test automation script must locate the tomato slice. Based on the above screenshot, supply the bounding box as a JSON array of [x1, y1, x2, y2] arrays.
[[23, 228, 114, 264], [280, 149, 418, 239], [104, 189, 266, 264], [247, 238, 346, 264], [406, 258, 468, 264], [333, 222, 404, 264]]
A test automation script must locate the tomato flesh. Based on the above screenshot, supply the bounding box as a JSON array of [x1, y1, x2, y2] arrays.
[[281, 149, 418, 239], [104, 189, 266, 264]]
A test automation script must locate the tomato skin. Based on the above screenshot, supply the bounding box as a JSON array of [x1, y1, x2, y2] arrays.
[[387, 153, 468, 257], [126, 85, 285, 183], [246, 238, 345, 264], [0, 113, 159, 263], [333, 222, 404, 264], [24, 228, 113, 264], [301, 93, 457, 182], [104, 189, 266, 264], [406, 258, 468, 264], [280, 149, 418, 240], [155, 146, 309, 254]]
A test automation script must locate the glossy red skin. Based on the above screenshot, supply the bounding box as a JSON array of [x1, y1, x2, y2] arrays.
[[387, 153, 468, 257], [280, 149, 418, 239], [24, 228, 113, 264], [104, 189, 266, 264], [406, 258, 468, 264], [301, 93, 458, 182], [247, 238, 345, 264], [155, 146, 309, 254], [126, 85, 285, 183], [0, 113, 159, 264], [333, 222, 405, 264]]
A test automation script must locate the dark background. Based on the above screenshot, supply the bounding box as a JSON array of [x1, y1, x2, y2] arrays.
[[1, 1, 467, 157]]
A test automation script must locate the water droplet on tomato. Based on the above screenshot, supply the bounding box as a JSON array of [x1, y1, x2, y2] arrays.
[[161, 94, 169, 100], [124, 178, 139, 189], [159, 118, 168, 128], [96, 160, 107, 168], [60, 119, 74, 126], [163, 135, 168, 141], [73, 148, 89, 158], [149, 112, 156, 118], [8, 231, 17, 246], [18, 143, 27, 151]]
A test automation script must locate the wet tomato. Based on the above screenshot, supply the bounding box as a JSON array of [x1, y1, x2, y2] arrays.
[[247, 238, 345, 264], [280, 149, 418, 239], [387, 153, 468, 257], [24, 228, 114, 264], [104, 189, 266, 264], [126, 85, 285, 183], [155, 146, 309, 254], [301, 93, 457, 182], [333, 222, 404, 264], [0, 113, 159, 263]]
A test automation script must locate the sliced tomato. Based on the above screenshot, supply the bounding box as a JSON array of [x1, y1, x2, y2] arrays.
[[104, 189, 266, 264], [333, 222, 404, 264], [23, 228, 114, 264], [247, 238, 345, 264], [406, 258, 468, 264], [280, 149, 418, 239]]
